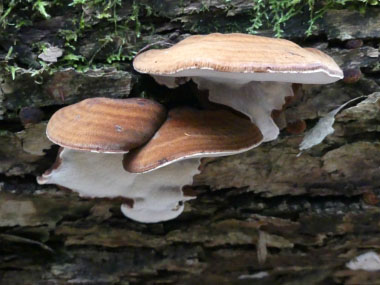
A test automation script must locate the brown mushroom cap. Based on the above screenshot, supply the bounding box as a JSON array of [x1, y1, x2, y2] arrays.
[[134, 33, 343, 84], [47, 97, 166, 153], [123, 107, 263, 173]]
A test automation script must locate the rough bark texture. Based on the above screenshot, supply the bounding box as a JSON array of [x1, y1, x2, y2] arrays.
[[1, 2, 380, 284]]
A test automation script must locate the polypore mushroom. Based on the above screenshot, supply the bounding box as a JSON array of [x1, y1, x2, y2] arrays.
[[38, 98, 263, 223], [123, 107, 263, 173], [122, 107, 263, 221], [133, 33, 343, 142], [38, 97, 191, 223], [45, 97, 166, 152], [38, 95, 167, 196], [38, 147, 199, 223]]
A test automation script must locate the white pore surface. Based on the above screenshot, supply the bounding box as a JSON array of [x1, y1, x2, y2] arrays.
[[153, 68, 342, 85], [153, 75, 180, 88], [37, 148, 199, 223], [346, 251, 380, 272], [193, 78, 294, 142]]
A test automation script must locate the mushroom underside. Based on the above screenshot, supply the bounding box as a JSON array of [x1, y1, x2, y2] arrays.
[[37, 148, 198, 223], [38, 99, 266, 223], [153, 69, 340, 85], [152, 76, 294, 142]]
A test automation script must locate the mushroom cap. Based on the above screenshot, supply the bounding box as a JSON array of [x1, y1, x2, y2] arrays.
[[134, 33, 343, 84], [123, 107, 263, 173], [46, 97, 166, 153]]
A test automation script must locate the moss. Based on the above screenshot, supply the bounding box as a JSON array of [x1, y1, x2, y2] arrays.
[[0, 0, 378, 79], [0, 0, 150, 78], [246, 0, 379, 37]]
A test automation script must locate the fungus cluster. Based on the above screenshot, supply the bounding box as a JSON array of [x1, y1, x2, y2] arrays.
[[38, 33, 343, 223], [38, 98, 262, 223], [134, 33, 343, 141]]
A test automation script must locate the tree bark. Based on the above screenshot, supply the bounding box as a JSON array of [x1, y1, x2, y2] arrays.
[[1, 2, 380, 284]]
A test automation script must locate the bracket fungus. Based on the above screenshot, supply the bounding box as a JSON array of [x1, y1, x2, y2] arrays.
[[38, 148, 199, 223], [38, 98, 263, 223], [45, 97, 166, 152], [134, 33, 343, 142], [37, 34, 344, 223], [123, 107, 263, 173], [37, 97, 190, 223]]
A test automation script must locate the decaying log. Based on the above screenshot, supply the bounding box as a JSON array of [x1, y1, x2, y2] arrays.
[[1, 2, 380, 284]]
